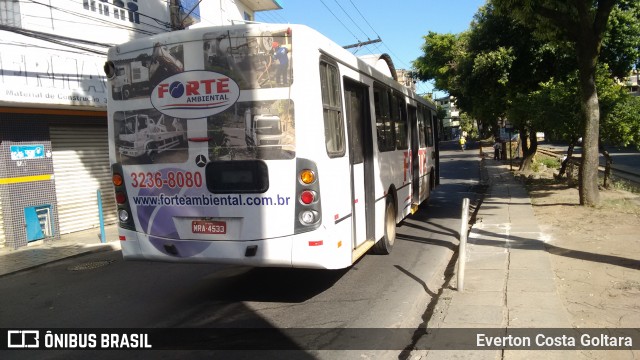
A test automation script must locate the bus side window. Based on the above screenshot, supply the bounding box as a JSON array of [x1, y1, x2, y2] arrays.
[[417, 106, 427, 148], [373, 86, 388, 151], [373, 89, 383, 149], [374, 84, 395, 152], [320, 61, 345, 157], [394, 92, 408, 150], [428, 112, 436, 147]]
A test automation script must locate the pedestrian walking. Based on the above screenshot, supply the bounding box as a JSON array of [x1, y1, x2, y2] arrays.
[[459, 135, 466, 151], [493, 141, 502, 160]]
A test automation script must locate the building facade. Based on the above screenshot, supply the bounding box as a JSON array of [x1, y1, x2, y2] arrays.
[[0, 0, 280, 249], [625, 69, 639, 97], [434, 95, 460, 140], [395, 69, 417, 92]]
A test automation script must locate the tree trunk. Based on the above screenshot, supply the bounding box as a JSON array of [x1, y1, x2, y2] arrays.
[[576, 38, 601, 206], [518, 130, 538, 172]]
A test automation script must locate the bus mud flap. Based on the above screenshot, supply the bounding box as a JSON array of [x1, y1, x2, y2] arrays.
[[352, 239, 375, 263]]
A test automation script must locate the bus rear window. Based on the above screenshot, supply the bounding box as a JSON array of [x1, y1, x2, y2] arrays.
[[205, 160, 269, 194]]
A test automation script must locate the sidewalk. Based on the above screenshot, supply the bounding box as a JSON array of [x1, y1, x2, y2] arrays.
[[412, 145, 577, 359], [0, 224, 121, 277]]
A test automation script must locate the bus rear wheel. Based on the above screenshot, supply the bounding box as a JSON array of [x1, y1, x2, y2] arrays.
[[146, 144, 158, 162], [373, 199, 396, 255], [122, 85, 131, 100]]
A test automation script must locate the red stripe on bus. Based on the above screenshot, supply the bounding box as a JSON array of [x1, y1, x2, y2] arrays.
[[308, 240, 323, 246], [189, 137, 211, 142]]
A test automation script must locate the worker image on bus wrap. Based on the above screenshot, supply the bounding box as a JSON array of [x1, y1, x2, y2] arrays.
[[272, 41, 289, 86]]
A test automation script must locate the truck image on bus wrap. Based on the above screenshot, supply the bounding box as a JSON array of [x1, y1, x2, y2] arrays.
[[244, 108, 284, 147], [111, 43, 184, 100], [118, 114, 186, 162]]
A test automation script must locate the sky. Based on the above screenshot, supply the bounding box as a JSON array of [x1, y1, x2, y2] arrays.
[[254, 0, 487, 98]]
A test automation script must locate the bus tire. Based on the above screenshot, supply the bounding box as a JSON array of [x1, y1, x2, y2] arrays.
[[373, 199, 396, 255], [146, 144, 158, 162], [122, 85, 131, 100]]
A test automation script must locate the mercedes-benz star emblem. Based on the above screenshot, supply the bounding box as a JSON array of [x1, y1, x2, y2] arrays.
[[195, 154, 207, 167]]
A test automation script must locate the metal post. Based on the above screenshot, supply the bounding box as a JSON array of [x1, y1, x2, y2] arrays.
[[509, 130, 513, 171], [457, 198, 470, 292], [97, 189, 106, 244]]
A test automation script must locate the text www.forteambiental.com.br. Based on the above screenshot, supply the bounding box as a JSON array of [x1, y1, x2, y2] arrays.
[[132, 194, 292, 207]]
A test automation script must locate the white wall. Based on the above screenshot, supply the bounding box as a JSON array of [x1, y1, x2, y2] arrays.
[[190, 0, 253, 28], [17, 0, 172, 45], [0, 30, 109, 109]]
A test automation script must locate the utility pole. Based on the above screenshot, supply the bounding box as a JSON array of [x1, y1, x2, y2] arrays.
[[169, 0, 183, 30]]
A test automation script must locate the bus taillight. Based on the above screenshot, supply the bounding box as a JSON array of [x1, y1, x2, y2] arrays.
[[300, 190, 316, 205], [299, 169, 316, 185], [294, 158, 322, 234], [112, 163, 135, 231], [300, 210, 319, 225], [112, 173, 123, 186], [118, 209, 129, 222], [115, 192, 127, 204]]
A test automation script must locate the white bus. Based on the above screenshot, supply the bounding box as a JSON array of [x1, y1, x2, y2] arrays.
[[104, 23, 439, 270]]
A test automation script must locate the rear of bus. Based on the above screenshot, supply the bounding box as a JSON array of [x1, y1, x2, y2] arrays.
[[105, 24, 352, 269]]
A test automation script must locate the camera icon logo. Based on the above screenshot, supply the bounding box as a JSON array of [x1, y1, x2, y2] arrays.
[[7, 330, 39, 348]]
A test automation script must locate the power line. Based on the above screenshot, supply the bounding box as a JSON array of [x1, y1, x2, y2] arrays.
[[0, 24, 112, 48], [332, 0, 370, 40], [318, 0, 360, 43], [256, 11, 280, 24], [345, 0, 417, 84], [21, 0, 169, 36], [20, 0, 158, 35], [49, 0, 172, 29], [1, 25, 107, 55], [0, 40, 107, 57], [347, 0, 381, 39], [265, 8, 288, 23]]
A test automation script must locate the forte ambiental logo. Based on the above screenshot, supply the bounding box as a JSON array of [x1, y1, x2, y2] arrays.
[[151, 70, 240, 119]]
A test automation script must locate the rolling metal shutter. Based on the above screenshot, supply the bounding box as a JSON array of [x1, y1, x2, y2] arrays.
[[50, 125, 117, 234]]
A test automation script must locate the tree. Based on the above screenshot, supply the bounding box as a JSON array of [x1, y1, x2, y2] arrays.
[[492, 0, 618, 206], [459, 112, 477, 139], [414, 1, 639, 196], [603, 95, 640, 149], [415, 3, 561, 170], [413, 32, 468, 96], [464, 4, 559, 171]]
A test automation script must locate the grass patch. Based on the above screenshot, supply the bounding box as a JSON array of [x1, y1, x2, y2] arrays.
[[539, 156, 561, 169], [609, 177, 640, 194]]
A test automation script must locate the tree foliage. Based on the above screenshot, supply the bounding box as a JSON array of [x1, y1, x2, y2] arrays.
[[413, 32, 468, 96], [414, 0, 640, 206]]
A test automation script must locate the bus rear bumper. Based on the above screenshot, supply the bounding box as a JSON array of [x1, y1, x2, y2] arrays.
[[117, 227, 352, 269]]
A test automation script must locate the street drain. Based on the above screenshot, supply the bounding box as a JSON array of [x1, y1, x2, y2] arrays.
[[67, 260, 114, 271]]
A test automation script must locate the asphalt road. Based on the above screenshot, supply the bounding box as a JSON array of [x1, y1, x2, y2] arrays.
[[0, 141, 482, 360]]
